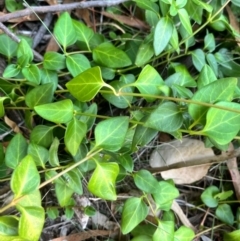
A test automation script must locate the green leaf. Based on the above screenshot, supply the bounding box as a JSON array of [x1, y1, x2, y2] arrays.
[[0, 34, 18, 58], [201, 101, 240, 145], [54, 12, 77, 50], [17, 38, 33, 64], [66, 66, 105, 102], [3, 64, 20, 78], [30, 125, 54, 148], [0, 235, 25, 241], [216, 204, 234, 225], [192, 0, 212, 12], [197, 64, 217, 89], [131, 235, 152, 241], [134, 0, 159, 14], [27, 143, 49, 168], [22, 64, 41, 84], [223, 230, 240, 241], [206, 53, 218, 77], [93, 42, 132, 68], [43, 52, 66, 70], [118, 154, 133, 172], [79, 102, 97, 130], [0, 216, 18, 235], [144, 102, 183, 133], [132, 65, 164, 102], [17, 190, 42, 207], [214, 190, 233, 201], [25, 83, 54, 108], [55, 182, 74, 207], [5, 133, 28, 169], [153, 220, 174, 241], [134, 170, 159, 193], [18, 206, 45, 241], [64, 118, 87, 156], [66, 54, 91, 77], [49, 137, 60, 167], [204, 32, 216, 52], [94, 116, 129, 151], [34, 99, 74, 124], [201, 185, 219, 208], [191, 48, 205, 72], [6, 0, 23, 12], [41, 68, 58, 89], [47, 207, 59, 220], [88, 162, 119, 200], [169, 25, 180, 53], [174, 226, 195, 241], [63, 169, 83, 195], [0, 97, 9, 117], [152, 181, 179, 211], [11, 155, 40, 197], [121, 197, 148, 234], [178, 8, 192, 35], [135, 42, 154, 67], [189, 78, 237, 125], [154, 17, 173, 55]]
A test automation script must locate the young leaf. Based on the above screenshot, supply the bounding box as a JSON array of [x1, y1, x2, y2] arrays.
[[94, 116, 129, 151], [0, 216, 18, 235], [30, 125, 54, 148], [27, 143, 49, 168], [34, 99, 74, 124], [43, 52, 66, 70], [144, 102, 183, 133], [66, 54, 91, 77], [201, 185, 219, 208], [133, 170, 159, 193], [154, 17, 174, 55], [197, 64, 217, 89], [188, 78, 237, 125], [64, 118, 87, 156], [18, 206, 45, 241], [5, 133, 28, 169], [0, 97, 9, 117], [66, 66, 105, 102], [54, 12, 77, 50], [17, 38, 33, 64], [11, 155, 40, 197], [121, 197, 148, 234], [88, 162, 119, 200], [25, 83, 54, 108], [201, 101, 240, 145], [132, 64, 164, 102], [93, 42, 132, 68], [178, 8, 192, 35], [22, 64, 41, 84], [153, 220, 174, 241], [49, 137, 60, 167], [216, 204, 234, 225], [174, 226, 195, 241], [3, 64, 20, 78]]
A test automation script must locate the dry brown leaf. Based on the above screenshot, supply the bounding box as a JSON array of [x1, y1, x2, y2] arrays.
[[102, 11, 149, 30], [46, 36, 60, 52], [75, 8, 93, 27], [4, 115, 22, 134], [150, 138, 214, 184]]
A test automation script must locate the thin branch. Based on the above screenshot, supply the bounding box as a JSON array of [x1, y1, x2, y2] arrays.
[[0, 0, 129, 22]]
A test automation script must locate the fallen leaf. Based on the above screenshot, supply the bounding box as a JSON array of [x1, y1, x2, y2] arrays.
[[150, 138, 214, 184]]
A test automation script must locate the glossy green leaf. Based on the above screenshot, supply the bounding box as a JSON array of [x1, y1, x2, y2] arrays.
[[197, 64, 217, 89], [43, 52, 66, 70], [154, 17, 173, 55], [88, 162, 119, 200], [121, 197, 148, 234], [64, 118, 87, 156], [5, 133, 28, 169], [214, 190, 233, 201], [34, 99, 74, 123], [152, 181, 179, 211], [25, 83, 54, 108], [63, 169, 83, 195], [55, 182, 74, 207], [153, 220, 174, 241], [3, 64, 20, 78], [0, 97, 8, 117], [189, 78, 237, 125], [174, 226, 195, 241], [192, 0, 212, 12], [79, 103, 97, 130], [18, 206, 45, 241], [49, 137, 60, 167], [0, 216, 18, 235], [185, 0, 203, 24], [191, 48, 205, 72], [41, 68, 58, 89], [145, 102, 183, 133], [135, 42, 154, 67], [54, 12, 77, 50], [223, 230, 240, 241], [134, 0, 159, 14], [66, 54, 91, 77], [93, 42, 132, 68], [66, 66, 105, 102], [216, 204, 234, 225], [22, 64, 41, 84], [178, 8, 192, 35], [0, 34, 18, 58], [201, 101, 240, 145], [169, 25, 179, 53], [30, 125, 54, 148], [206, 53, 218, 76], [17, 38, 33, 64], [27, 143, 49, 168], [11, 155, 40, 197], [94, 116, 129, 151], [132, 65, 164, 102], [145, 9, 159, 27], [201, 185, 219, 208], [118, 154, 133, 172], [204, 32, 215, 52], [17, 190, 42, 207], [134, 170, 159, 193]]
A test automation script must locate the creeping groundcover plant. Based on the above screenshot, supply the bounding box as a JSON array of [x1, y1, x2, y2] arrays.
[[1, 0, 240, 240]]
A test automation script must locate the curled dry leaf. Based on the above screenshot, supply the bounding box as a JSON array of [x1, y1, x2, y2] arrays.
[[150, 138, 214, 184]]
